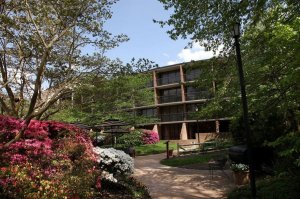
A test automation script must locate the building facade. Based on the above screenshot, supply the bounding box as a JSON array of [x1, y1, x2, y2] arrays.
[[134, 60, 229, 141]]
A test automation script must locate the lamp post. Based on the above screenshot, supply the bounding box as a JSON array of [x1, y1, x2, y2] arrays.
[[0, 0, 4, 13], [195, 107, 200, 145], [232, 22, 256, 197]]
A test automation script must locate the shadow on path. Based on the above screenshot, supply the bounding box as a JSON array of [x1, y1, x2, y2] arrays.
[[133, 153, 235, 199]]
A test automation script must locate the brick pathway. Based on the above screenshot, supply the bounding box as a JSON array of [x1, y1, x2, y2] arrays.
[[133, 153, 235, 199]]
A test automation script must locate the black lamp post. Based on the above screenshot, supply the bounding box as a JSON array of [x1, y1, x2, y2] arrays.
[[195, 107, 200, 144], [232, 22, 256, 197], [0, 0, 4, 13]]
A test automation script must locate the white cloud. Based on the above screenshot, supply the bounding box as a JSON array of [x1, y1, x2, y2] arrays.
[[167, 42, 220, 65]]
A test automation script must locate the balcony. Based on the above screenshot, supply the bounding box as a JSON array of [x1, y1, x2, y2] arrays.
[[185, 91, 212, 101], [158, 94, 182, 104], [159, 112, 200, 122], [185, 68, 201, 81], [185, 112, 198, 120], [156, 76, 180, 86], [160, 113, 185, 122]]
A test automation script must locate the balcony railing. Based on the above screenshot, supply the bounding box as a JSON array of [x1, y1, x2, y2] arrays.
[[160, 113, 185, 122], [184, 73, 200, 81], [158, 94, 182, 104], [159, 112, 199, 122], [185, 112, 198, 120], [156, 76, 180, 86], [185, 91, 212, 101]]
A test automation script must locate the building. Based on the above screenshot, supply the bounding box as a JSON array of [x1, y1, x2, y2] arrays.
[[134, 59, 230, 142]]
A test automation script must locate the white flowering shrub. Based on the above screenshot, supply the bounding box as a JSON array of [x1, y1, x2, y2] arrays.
[[230, 163, 249, 172], [93, 147, 134, 176], [101, 171, 118, 183]]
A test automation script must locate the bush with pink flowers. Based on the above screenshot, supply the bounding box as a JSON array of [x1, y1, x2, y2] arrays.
[[0, 115, 101, 198], [141, 129, 159, 145]]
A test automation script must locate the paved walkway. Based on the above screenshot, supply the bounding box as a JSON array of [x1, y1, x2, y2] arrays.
[[133, 153, 235, 199]]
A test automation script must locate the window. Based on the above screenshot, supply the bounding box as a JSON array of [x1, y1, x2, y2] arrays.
[[185, 68, 201, 81], [159, 88, 182, 103], [160, 105, 184, 122], [157, 71, 180, 85], [138, 108, 156, 117], [186, 86, 211, 100]]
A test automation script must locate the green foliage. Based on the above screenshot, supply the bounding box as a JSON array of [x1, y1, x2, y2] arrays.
[[228, 175, 300, 199], [101, 176, 151, 199], [230, 111, 287, 146], [0, 0, 128, 120], [52, 69, 158, 125], [266, 132, 300, 168], [118, 130, 143, 148]]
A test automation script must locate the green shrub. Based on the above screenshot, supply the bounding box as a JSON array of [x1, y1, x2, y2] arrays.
[[118, 130, 143, 148], [230, 112, 286, 147], [228, 175, 300, 199]]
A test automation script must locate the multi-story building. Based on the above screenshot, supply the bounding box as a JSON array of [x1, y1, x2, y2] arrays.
[[134, 59, 229, 141]]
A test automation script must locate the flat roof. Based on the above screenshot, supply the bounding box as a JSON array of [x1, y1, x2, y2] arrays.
[[148, 58, 212, 73]]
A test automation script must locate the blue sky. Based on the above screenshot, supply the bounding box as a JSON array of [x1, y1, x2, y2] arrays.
[[104, 0, 215, 67]]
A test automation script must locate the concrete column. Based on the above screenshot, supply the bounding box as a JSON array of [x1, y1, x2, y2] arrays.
[[152, 124, 158, 133], [179, 65, 186, 102], [153, 71, 158, 105], [216, 120, 220, 133], [180, 122, 188, 140]]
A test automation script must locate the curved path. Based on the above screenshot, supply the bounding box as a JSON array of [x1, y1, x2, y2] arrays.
[[133, 153, 235, 199]]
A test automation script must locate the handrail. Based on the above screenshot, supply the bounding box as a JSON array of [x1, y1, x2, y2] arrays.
[[157, 94, 182, 103], [156, 76, 180, 86]]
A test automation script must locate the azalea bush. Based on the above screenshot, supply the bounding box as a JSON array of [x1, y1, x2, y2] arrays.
[[94, 147, 134, 180], [0, 115, 101, 198], [141, 129, 159, 145]]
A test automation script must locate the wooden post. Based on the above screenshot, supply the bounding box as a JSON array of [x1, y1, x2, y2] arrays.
[[165, 140, 170, 159]]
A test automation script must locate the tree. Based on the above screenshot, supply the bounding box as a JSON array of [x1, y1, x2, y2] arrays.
[[157, 1, 300, 174], [0, 0, 128, 144], [50, 58, 158, 125], [157, 0, 299, 119]]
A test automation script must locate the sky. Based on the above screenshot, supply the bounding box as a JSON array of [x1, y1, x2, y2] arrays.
[[104, 0, 215, 67]]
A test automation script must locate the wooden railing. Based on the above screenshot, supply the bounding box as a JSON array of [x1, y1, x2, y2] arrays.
[[176, 141, 218, 156]]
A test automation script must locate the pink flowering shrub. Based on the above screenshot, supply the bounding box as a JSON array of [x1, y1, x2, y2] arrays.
[[141, 129, 159, 145], [0, 115, 101, 198]]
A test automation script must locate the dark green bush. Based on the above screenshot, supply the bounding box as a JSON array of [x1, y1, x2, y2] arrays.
[[118, 130, 143, 148], [230, 112, 286, 147], [228, 175, 300, 199]]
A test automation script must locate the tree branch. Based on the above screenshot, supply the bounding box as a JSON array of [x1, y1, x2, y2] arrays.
[[24, 0, 47, 48]]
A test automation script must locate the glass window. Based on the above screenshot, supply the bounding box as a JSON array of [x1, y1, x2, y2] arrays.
[[186, 68, 201, 81]]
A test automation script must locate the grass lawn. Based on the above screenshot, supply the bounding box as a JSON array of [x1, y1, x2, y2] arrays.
[[160, 150, 227, 167], [135, 141, 177, 156]]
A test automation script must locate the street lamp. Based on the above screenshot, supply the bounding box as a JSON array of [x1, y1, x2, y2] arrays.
[[0, 0, 4, 14], [195, 107, 200, 144], [232, 22, 256, 197]]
